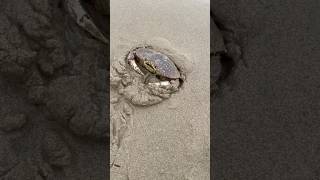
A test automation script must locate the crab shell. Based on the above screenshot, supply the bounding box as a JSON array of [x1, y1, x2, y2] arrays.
[[134, 48, 181, 79]]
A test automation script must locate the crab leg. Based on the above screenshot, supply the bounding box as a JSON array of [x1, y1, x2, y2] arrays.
[[127, 52, 144, 75]]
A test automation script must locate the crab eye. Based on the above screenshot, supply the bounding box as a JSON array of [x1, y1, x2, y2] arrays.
[[144, 61, 150, 67], [144, 61, 157, 73]]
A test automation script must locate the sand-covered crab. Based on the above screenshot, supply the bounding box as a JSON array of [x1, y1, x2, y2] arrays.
[[127, 46, 183, 88], [111, 38, 191, 106]]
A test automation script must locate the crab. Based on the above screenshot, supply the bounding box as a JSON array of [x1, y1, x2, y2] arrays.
[[126, 46, 182, 88]]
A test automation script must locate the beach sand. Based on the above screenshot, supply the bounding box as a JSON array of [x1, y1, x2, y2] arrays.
[[110, 0, 210, 179], [212, 1, 320, 179]]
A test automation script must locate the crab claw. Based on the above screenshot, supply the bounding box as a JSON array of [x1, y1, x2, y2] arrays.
[[127, 51, 144, 75], [148, 81, 171, 87]]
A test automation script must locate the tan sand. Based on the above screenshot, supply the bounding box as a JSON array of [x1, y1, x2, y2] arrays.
[[110, 0, 210, 179]]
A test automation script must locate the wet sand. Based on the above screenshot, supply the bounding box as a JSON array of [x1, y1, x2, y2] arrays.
[[212, 1, 320, 179], [110, 0, 210, 179]]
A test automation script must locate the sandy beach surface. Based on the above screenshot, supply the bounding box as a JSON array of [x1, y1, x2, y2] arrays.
[[110, 0, 210, 179], [212, 1, 320, 179]]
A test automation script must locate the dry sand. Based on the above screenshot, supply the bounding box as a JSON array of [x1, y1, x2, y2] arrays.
[[110, 0, 210, 179]]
